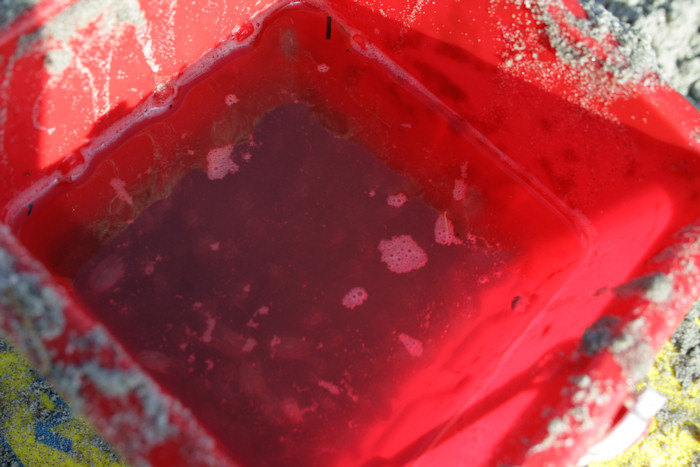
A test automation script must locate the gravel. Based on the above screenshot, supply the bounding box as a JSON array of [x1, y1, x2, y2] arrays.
[[590, 0, 700, 109]]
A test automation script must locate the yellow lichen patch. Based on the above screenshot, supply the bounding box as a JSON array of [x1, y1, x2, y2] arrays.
[[591, 417, 700, 467], [0, 339, 128, 466], [591, 335, 700, 466]]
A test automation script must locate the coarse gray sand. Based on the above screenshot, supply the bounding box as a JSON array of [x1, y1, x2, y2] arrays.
[[0, 0, 43, 29], [669, 299, 700, 391], [591, 0, 700, 109]]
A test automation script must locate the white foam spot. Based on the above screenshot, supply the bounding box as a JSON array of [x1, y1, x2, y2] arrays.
[[110, 178, 134, 206], [434, 213, 463, 245], [242, 151, 252, 162], [206, 144, 238, 180], [144, 258, 157, 275], [460, 162, 468, 178], [342, 287, 369, 310], [90, 255, 125, 292], [225, 93, 239, 105], [247, 304, 269, 328], [368, 189, 376, 198], [386, 192, 408, 208], [453, 178, 467, 201], [318, 380, 341, 395], [241, 337, 258, 353], [280, 398, 316, 424], [398, 333, 423, 357], [378, 235, 428, 274], [137, 351, 172, 374], [346, 386, 359, 403], [201, 315, 216, 343], [317, 63, 330, 72], [209, 241, 220, 251]]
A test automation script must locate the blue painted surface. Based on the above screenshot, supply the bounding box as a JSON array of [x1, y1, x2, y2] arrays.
[[0, 434, 24, 467], [34, 384, 74, 454]]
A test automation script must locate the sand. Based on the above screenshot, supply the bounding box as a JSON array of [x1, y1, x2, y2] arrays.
[[592, 0, 700, 109]]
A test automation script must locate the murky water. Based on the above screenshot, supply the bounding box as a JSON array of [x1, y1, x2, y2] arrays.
[[73, 103, 508, 465]]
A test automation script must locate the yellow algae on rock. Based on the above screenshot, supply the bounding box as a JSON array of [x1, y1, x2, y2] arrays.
[[0, 337, 127, 466], [591, 302, 700, 467]]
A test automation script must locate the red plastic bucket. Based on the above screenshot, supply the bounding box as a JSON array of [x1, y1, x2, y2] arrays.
[[1, 0, 699, 465]]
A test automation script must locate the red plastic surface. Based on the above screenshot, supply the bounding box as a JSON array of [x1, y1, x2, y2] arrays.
[[1, 0, 699, 466]]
